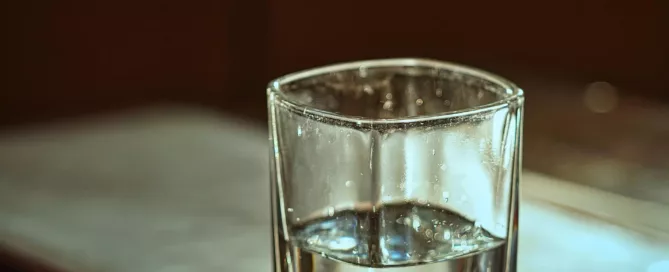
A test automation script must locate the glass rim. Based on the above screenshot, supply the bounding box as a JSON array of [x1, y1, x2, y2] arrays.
[[268, 58, 524, 125]]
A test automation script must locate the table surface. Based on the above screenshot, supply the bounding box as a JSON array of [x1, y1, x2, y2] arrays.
[[0, 107, 668, 272]]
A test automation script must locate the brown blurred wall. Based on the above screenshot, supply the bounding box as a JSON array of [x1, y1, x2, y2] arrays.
[[3, 0, 667, 127]]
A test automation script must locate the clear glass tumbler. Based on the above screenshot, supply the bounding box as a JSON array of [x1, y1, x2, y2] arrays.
[[268, 59, 523, 272]]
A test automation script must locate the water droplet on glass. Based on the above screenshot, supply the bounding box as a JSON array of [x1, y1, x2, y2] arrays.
[[412, 216, 421, 230], [444, 100, 452, 106], [382, 100, 393, 110], [416, 98, 424, 106], [287, 208, 294, 213], [435, 89, 443, 97], [345, 180, 353, 187], [439, 164, 447, 171], [385, 93, 393, 99], [327, 206, 335, 216], [296, 217, 301, 222], [443, 192, 450, 202], [363, 85, 374, 95], [431, 149, 436, 155], [297, 126, 302, 137], [359, 67, 368, 78], [443, 230, 452, 240]]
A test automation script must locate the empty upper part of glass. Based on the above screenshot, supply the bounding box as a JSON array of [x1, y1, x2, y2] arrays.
[[269, 59, 523, 122]]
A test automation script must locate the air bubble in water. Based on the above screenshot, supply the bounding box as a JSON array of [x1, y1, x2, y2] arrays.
[[416, 98, 424, 106], [425, 229, 433, 238]]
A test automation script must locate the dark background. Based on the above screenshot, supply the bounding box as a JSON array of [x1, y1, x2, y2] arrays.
[[3, 0, 668, 126]]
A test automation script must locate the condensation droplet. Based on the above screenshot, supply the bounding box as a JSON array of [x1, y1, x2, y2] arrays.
[[363, 85, 374, 95], [416, 98, 424, 106], [435, 89, 443, 97], [443, 100, 452, 106], [385, 93, 393, 99], [327, 206, 335, 216], [443, 192, 450, 202], [296, 217, 301, 222], [287, 208, 294, 213], [345, 180, 353, 187], [359, 67, 368, 78], [383, 100, 393, 110], [432, 149, 436, 155], [443, 230, 452, 240], [297, 126, 302, 137]]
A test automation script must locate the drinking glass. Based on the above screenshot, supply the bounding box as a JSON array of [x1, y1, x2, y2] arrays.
[[268, 59, 523, 272]]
